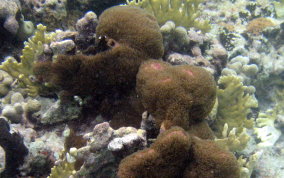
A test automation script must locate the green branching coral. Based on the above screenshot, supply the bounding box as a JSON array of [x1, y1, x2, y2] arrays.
[[215, 123, 250, 152], [126, 0, 210, 32], [48, 161, 76, 178], [213, 75, 258, 136], [238, 152, 262, 178], [0, 24, 56, 96]]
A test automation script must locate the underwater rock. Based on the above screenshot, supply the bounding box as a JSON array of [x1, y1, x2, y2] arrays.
[[0, 117, 28, 177], [166, 52, 202, 65], [39, 98, 82, 124], [67, 0, 126, 15], [20, 0, 68, 30], [1, 92, 41, 124], [50, 39, 76, 55], [0, 0, 21, 35], [2, 103, 24, 123], [75, 11, 98, 54], [276, 114, 284, 132], [108, 127, 146, 157], [165, 52, 215, 75], [161, 21, 210, 54], [16, 20, 35, 41], [0, 70, 14, 97], [20, 129, 65, 177], [71, 122, 146, 177], [88, 122, 114, 152]]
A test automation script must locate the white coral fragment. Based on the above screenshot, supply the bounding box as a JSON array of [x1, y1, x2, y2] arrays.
[[254, 109, 281, 147]]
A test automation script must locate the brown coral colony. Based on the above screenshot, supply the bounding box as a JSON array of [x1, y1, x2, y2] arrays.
[[34, 6, 240, 178]]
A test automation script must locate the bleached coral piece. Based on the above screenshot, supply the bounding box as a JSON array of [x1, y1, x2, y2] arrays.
[[254, 109, 281, 147], [238, 151, 263, 178], [214, 123, 250, 152]]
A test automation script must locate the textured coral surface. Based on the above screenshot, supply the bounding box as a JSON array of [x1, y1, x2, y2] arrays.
[[137, 60, 216, 130]]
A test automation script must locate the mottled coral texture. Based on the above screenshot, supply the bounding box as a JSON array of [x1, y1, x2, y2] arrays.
[[34, 6, 163, 98], [120, 59, 240, 178], [184, 137, 240, 178], [49, 45, 146, 97], [136, 60, 216, 130], [96, 6, 164, 59], [118, 127, 240, 178], [118, 127, 192, 178]]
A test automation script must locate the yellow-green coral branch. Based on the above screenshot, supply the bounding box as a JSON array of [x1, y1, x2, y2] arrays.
[[215, 123, 250, 152], [238, 151, 262, 178], [0, 24, 56, 96], [126, 0, 210, 32], [213, 75, 258, 136]]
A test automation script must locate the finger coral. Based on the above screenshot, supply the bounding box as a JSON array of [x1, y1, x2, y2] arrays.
[[126, 0, 210, 32], [213, 75, 258, 136], [136, 60, 216, 130], [0, 0, 21, 35], [0, 24, 56, 96]]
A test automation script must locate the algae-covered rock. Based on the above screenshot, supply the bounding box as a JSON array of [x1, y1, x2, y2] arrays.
[[0, 0, 21, 35], [0, 70, 14, 97], [40, 99, 82, 124], [20, 0, 68, 30]]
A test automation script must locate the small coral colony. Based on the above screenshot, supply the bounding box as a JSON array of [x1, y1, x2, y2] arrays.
[[1, 0, 284, 177]]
